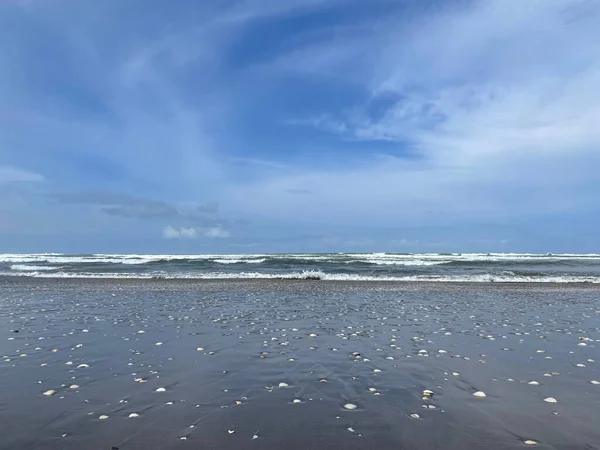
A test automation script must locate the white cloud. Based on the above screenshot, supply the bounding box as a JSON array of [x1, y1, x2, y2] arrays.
[[163, 225, 229, 239], [0, 166, 44, 184], [356, 0, 600, 164], [163, 225, 197, 239], [227, 0, 600, 225]]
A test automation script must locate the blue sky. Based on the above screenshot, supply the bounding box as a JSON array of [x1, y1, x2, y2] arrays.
[[1, 0, 600, 253]]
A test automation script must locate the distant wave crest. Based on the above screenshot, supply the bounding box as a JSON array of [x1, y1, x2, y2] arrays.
[[213, 258, 266, 264], [10, 264, 56, 271]]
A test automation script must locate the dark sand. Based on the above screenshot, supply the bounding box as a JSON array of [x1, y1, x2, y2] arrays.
[[1, 278, 599, 449]]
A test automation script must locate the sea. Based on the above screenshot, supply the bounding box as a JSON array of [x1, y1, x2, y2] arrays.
[[2, 252, 600, 282]]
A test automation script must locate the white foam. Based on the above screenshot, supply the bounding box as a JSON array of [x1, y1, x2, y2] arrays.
[[2, 270, 600, 283], [213, 258, 266, 264], [347, 259, 447, 266], [0, 253, 270, 264], [10, 264, 55, 271], [1, 255, 155, 264], [4, 252, 600, 266]]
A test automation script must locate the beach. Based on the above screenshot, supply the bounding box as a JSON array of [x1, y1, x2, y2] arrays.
[[1, 277, 599, 449]]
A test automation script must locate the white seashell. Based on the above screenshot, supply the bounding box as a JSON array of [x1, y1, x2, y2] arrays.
[[473, 391, 486, 397], [278, 382, 289, 388], [69, 384, 80, 389], [293, 399, 302, 403], [99, 415, 109, 420], [128, 413, 140, 418], [590, 380, 600, 385], [77, 364, 89, 369], [410, 413, 420, 419], [528, 381, 540, 386], [343, 403, 357, 410], [43, 390, 56, 396], [544, 397, 557, 403], [524, 440, 537, 445], [155, 387, 166, 392], [228, 429, 235, 434]]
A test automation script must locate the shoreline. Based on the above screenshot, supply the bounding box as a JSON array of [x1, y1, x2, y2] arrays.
[[3, 275, 600, 288]]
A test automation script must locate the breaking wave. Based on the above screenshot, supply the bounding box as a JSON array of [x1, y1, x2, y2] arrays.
[[2, 269, 600, 283], [10, 264, 56, 271], [3, 253, 600, 283]]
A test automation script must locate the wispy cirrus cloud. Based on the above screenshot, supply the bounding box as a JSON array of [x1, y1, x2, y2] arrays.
[[0, 166, 44, 184], [228, 0, 600, 228], [50, 190, 223, 225], [1, 0, 600, 252]]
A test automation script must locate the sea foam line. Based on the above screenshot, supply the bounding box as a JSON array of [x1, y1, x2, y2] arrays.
[[10, 264, 56, 271], [2, 270, 600, 283]]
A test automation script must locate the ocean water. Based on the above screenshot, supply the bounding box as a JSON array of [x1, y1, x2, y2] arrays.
[[2, 252, 600, 282]]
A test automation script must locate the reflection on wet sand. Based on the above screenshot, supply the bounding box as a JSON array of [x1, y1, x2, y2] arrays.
[[1, 278, 599, 449]]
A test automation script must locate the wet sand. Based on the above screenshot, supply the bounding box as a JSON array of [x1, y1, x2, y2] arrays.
[[1, 278, 599, 449]]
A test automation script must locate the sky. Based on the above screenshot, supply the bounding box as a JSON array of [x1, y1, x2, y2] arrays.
[[1, 0, 600, 254]]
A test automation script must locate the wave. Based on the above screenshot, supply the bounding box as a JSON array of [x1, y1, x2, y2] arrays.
[[4, 252, 600, 266], [349, 259, 448, 266], [10, 264, 56, 271], [1, 255, 158, 265], [2, 270, 600, 283], [213, 258, 266, 264], [0, 254, 270, 264]]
